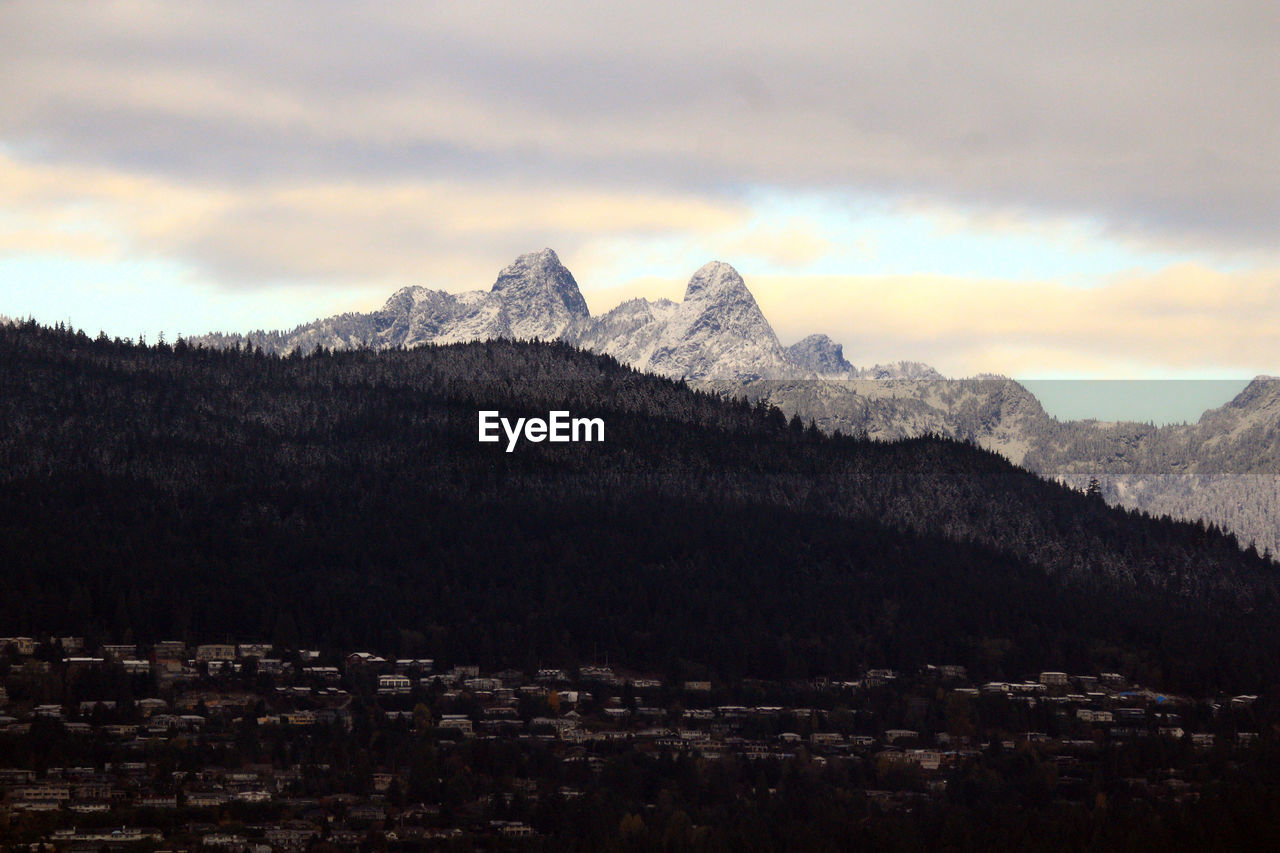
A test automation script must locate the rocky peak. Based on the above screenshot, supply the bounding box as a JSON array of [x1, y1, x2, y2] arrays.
[[785, 334, 854, 378], [645, 261, 789, 380], [683, 261, 754, 305], [380, 285, 432, 314], [490, 248, 589, 339], [856, 361, 945, 380]]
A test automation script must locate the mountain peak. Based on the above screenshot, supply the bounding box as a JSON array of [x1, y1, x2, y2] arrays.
[[640, 261, 788, 380], [785, 334, 854, 378], [684, 261, 750, 303], [490, 248, 589, 339]]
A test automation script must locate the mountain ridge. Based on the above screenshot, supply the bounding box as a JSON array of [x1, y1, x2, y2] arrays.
[[4, 320, 1279, 694], [192, 249, 931, 381], [187, 249, 1280, 555]]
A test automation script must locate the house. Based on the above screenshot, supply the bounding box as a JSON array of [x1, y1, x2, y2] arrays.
[[265, 825, 315, 848], [1039, 672, 1069, 687], [1077, 709, 1114, 724], [201, 832, 248, 847], [0, 637, 38, 656], [13, 783, 71, 802], [136, 795, 178, 808], [196, 644, 236, 662], [186, 791, 229, 807], [498, 822, 535, 837], [79, 700, 117, 715], [346, 652, 387, 668], [100, 644, 137, 660], [394, 658, 434, 673], [377, 674, 412, 694], [907, 749, 944, 771], [579, 665, 618, 684], [438, 714, 474, 735], [302, 666, 341, 682], [348, 803, 386, 822], [56, 636, 84, 653], [152, 640, 187, 659]]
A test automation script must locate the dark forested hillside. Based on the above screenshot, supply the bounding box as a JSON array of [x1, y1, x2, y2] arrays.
[[2, 321, 1277, 693]]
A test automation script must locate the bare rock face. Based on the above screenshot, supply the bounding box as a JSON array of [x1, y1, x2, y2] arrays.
[[203, 251, 825, 380], [566, 263, 791, 380], [489, 248, 590, 340], [785, 334, 854, 378], [562, 297, 681, 371], [641, 262, 790, 380]]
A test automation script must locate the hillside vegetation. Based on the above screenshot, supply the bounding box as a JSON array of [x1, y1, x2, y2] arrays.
[[2, 321, 1277, 693]]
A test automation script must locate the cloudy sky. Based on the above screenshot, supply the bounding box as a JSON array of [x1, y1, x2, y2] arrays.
[[2, 1, 1277, 399]]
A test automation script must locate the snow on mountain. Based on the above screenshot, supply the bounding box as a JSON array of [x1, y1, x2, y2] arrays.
[[855, 361, 945, 380], [489, 248, 590, 340], [785, 334, 855, 378], [210, 251, 827, 380], [192, 248, 1279, 557], [195, 247, 953, 383], [563, 297, 681, 370], [636, 261, 790, 380]]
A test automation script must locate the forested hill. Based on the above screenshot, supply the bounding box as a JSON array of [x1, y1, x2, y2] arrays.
[[2, 321, 1278, 693]]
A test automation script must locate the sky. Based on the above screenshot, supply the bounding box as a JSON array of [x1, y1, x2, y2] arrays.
[[1, 2, 1277, 420]]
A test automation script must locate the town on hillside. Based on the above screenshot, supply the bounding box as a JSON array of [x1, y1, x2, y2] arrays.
[[0, 636, 1271, 849]]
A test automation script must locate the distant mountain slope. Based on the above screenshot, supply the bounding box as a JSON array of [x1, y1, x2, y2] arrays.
[[3, 322, 1279, 692], [738, 376, 1280, 557]]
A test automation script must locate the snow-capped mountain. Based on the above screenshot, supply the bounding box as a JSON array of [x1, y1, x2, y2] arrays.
[[202, 249, 880, 380], [565, 261, 790, 380], [784, 334, 854, 378], [783, 334, 944, 381]]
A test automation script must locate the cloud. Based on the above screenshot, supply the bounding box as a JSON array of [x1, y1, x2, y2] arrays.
[[746, 264, 1280, 377], [0, 151, 746, 289], [0, 0, 1275, 259], [1, 0, 1276, 378]]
